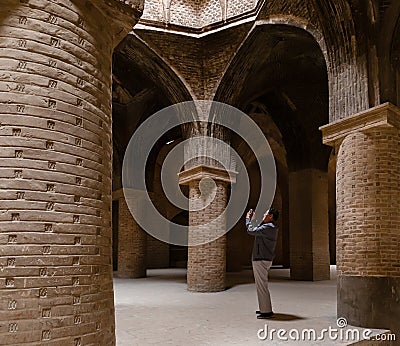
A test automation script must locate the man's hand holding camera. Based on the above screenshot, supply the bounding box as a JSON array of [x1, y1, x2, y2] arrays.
[[246, 209, 255, 220]]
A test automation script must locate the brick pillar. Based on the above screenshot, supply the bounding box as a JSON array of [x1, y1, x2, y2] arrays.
[[117, 196, 147, 278], [146, 234, 170, 269], [179, 166, 234, 292], [289, 169, 330, 280], [321, 103, 400, 330], [0, 1, 141, 344]]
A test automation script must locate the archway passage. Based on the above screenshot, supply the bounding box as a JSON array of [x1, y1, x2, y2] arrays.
[[111, 33, 192, 278], [216, 24, 332, 281]]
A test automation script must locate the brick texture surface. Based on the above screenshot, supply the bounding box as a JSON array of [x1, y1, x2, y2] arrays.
[[136, 25, 250, 101], [117, 197, 147, 278], [336, 127, 400, 277], [289, 169, 330, 281], [142, 0, 258, 28], [146, 234, 170, 269], [138, 0, 371, 121], [187, 179, 227, 292], [257, 0, 369, 121], [0, 1, 140, 344]]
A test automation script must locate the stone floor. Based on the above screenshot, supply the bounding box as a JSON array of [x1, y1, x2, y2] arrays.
[[114, 266, 389, 345]]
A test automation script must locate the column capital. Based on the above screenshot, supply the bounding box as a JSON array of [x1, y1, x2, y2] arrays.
[[178, 165, 237, 185], [320, 102, 400, 146]]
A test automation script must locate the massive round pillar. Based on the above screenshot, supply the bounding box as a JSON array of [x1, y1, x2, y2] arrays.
[[187, 178, 228, 292], [178, 165, 234, 293], [0, 1, 141, 344], [321, 103, 400, 331]]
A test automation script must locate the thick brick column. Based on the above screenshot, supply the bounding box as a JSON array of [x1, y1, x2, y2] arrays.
[[289, 169, 330, 280], [321, 103, 400, 331], [0, 1, 141, 344], [116, 192, 147, 278], [179, 166, 234, 292], [146, 234, 170, 269]]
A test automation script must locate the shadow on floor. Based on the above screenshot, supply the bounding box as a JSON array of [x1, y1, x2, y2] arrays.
[[268, 313, 305, 321]]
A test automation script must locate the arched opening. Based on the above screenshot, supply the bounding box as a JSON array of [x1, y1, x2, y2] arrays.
[[216, 24, 332, 280], [111, 33, 192, 277]]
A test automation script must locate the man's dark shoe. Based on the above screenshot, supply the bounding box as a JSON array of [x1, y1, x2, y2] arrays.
[[256, 310, 260, 314], [257, 312, 274, 319]]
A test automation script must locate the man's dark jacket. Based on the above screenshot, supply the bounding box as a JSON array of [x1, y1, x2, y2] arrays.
[[246, 218, 278, 261]]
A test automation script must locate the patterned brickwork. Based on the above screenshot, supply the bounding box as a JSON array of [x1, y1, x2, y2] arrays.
[[200, 0, 222, 27], [169, 0, 201, 28], [187, 179, 227, 292], [138, 0, 370, 122], [225, 0, 255, 19], [136, 25, 250, 101], [142, 0, 258, 28], [117, 197, 147, 278], [0, 0, 140, 344], [336, 128, 400, 277]]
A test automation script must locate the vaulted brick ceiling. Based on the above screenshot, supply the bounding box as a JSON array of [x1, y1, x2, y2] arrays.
[[218, 25, 331, 171]]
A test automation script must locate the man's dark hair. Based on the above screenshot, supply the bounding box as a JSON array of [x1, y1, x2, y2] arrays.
[[268, 208, 279, 221]]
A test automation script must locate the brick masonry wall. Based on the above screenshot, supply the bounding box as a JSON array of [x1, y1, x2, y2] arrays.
[[136, 30, 203, 99], [142, 0, 164, 23], [140, 0, 371, 122], [202, 24, 252, 100], [117, 197, 147, 278], [146, 234, 170, 269], [225, 0, 255, 20], [289, 169, 330, 281], [136, 24, 250, 101], [142, 0, 257, 28], [336, 128, 400, 277], [0, 1, 138, 344], [187, 179, 227, 292], [169, 0, 201, 28], [256, 0, 369, 121]]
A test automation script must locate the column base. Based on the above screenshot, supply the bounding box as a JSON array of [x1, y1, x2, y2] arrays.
[[187, 287, 226, 293], [338, 276, 400, 331], [187, 239, 226, 293], [116, 270, 146, 279]]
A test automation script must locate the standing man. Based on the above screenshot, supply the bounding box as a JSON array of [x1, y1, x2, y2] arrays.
[[246, 208, 279, 319]]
